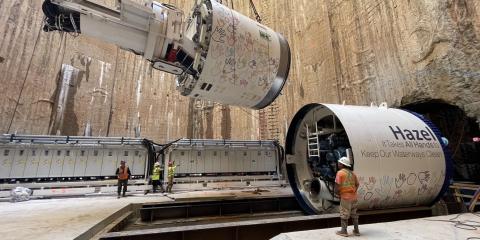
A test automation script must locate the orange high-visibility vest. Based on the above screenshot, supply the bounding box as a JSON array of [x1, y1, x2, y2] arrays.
[[338, 169, 357, 197], [118, 166, 129, 180]]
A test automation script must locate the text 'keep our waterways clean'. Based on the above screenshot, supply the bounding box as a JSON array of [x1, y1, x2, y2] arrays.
[[360, 125, 443, 159]]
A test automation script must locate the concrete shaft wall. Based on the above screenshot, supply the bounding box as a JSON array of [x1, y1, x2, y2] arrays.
[[0, 0, 479, 142]]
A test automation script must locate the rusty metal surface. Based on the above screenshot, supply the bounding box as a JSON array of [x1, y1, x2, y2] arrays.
[[139, 196, 300, 223]]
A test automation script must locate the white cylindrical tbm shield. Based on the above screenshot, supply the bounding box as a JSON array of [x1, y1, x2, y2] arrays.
[[179, 0, 290, 109], [285, 103, 453, 214]]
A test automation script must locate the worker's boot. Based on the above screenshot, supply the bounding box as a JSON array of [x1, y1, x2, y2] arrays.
[[353, 218, 360, 236], [336, 219, 348, 237]]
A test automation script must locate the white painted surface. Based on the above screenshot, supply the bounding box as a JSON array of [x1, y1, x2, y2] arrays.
[[0, 145, 147, 179], [102, 149, 118, 176], [132, 150, 146, 175], [272, 213, 480, 240], [24, 149, 40, 178], [171, 147, 279, 175], [49, 150, 65, 177], [74, 150, 88, 177], [61, 150, 76, 177], [325, 104, 446, 209], [10, 149, 27, 178], [0, 148, 13, 178], [84, 149, 103, 176], [37, 149, 53, 178], [192, 0, 284, 108]]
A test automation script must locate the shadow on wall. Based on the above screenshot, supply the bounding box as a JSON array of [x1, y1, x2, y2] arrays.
[[402, 100, 480, 182]]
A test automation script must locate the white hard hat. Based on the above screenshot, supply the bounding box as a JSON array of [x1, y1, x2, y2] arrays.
[[154, 162, 160, 166], [338, 157, 351, 167]]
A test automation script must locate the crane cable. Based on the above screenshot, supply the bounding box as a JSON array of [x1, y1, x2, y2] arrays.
[[249, 0, 262, 23]]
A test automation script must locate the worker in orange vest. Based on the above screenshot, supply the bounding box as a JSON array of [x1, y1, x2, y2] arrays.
[[116, 160, 131, 198], [335, 157, 360, 237]]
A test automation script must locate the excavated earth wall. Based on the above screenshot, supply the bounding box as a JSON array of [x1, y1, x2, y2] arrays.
[[0, 0, 479, 142]]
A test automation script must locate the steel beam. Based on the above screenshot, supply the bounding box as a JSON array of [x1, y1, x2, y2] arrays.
[[101, 202, 431, 240]]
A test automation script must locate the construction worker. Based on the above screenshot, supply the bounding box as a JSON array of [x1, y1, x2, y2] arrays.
[[116, 160, 131, 198], [335, 157, 360, 237], [166, 161, 178, 193], [151, 162, 163, 193]]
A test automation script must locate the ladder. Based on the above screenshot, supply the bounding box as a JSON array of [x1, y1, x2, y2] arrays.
[[306, 122, 321, 158]]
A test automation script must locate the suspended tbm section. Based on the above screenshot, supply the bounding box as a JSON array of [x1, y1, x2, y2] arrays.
[[41, 0, 290, 109], [285, 103, 453, 214]]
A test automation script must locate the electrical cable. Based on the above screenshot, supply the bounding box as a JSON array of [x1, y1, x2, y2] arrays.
[[424, 212, 480, 239], [249, 0, 262, 23]]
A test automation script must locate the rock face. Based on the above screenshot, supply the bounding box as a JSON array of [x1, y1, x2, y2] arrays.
[[0, 0, 479, 143], [268, 0, 480, 141], [0, 0, 259, 142]]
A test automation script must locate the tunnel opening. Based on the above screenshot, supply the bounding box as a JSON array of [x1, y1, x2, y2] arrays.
[[402, 100, 480, 183], [304, 109, 353, 202], [307, 115, 352, 179]]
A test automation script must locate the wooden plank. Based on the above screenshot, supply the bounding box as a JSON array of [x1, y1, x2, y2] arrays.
[[449, 185, 480, 191], [453, 194, 474, 199]]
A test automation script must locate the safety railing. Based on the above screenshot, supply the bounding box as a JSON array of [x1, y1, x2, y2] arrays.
[[450, 182, 480, 212]]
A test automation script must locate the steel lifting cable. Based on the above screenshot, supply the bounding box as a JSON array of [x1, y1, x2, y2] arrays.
[[69, 13, 80, 37], [249, 0, 262, 23]]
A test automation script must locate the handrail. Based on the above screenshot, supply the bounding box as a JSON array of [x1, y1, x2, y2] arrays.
[[469, 187, 480, 212], [0, 135, 280, 148], [450, 182, 480, 212]]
